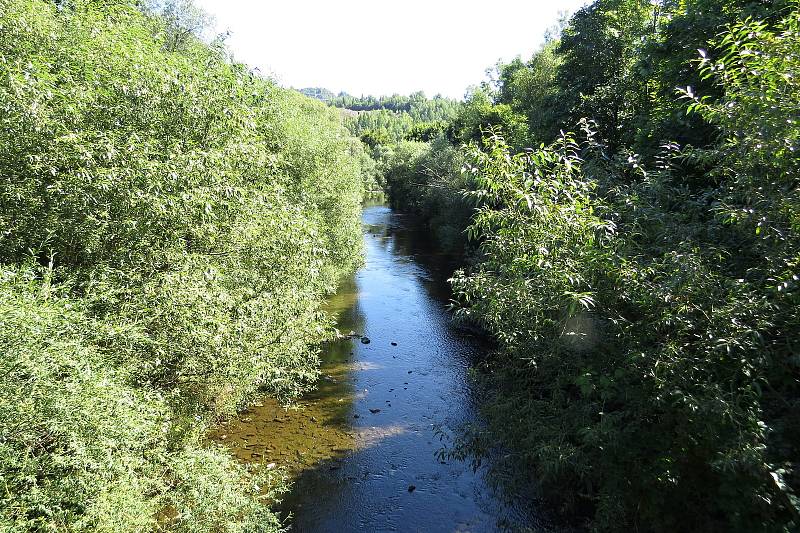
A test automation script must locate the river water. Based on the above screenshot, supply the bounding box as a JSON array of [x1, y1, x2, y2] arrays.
[[211, 202, 524, 532]]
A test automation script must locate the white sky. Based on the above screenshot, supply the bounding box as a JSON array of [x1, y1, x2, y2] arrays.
[[193, 0, 588, 100]]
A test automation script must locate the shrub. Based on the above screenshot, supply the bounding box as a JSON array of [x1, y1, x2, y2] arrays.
[[0, 0, 365, 529], [450, 114, 798, 531]]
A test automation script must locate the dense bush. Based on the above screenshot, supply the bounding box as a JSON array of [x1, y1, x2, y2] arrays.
[[444, 8, 800, 531], [0, 267, 285, 531], [446, 89, 529, 151], [492, 42, 562, 146], [0, 0, 365, 529]]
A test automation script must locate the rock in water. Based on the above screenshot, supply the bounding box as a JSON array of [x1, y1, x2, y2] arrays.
[[408, 485, 416, 493], [361, 337, 371, 344]]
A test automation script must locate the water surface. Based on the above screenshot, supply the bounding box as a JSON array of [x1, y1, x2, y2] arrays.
[[212, 203, 521, 532]]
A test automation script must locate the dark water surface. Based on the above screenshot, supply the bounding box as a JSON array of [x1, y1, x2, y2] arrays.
[[212, 203, 523, 532]]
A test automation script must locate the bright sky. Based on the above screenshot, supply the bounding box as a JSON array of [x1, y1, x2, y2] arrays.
[[193, 0, 588, 100]]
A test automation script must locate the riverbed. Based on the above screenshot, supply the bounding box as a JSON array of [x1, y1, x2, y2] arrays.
[[210, 202, 524, 531]]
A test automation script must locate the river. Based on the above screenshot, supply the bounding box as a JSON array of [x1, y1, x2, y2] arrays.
[[210, 201, 526, 532]]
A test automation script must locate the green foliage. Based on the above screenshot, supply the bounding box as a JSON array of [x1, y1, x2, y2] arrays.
[[371, 1, 800, 531], [328, 91, 458, 120], [635, 0, 789, 155], [404, 121, 447, 142], [360, 128, 393, 149], [332, 92, 460, 144], [0, 266, 286, 532], [473, 0, 790, 159], [447, 89, 528, 150], [0, 0, 365, 529], [381, 140, 431, 212], [441, 6, 800, 530], [337, 91, 467, 248], [493, 43, 562, 144], [344, 109, 415, 142], [553, 0, 654, 151]]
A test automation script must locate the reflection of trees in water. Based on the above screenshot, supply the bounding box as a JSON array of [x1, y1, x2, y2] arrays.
[[365, 209, 464, 304], [322, 274, 364, 337]]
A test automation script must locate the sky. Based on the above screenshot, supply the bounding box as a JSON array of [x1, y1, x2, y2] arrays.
[[193, 0, 588, 100]]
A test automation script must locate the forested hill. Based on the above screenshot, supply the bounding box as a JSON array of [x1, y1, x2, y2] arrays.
[[299, 88, 461, 144], [0, 0, 367, 530], [298, 86, 336, 101]]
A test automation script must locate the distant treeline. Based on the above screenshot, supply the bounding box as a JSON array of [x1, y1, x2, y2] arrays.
[[298, 86, 336, 101], [300, 87, 461, 141], [328, 91, 444, 113]]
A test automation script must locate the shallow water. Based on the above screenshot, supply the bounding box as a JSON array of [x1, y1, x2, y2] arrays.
[[211, 203, 524, 532]]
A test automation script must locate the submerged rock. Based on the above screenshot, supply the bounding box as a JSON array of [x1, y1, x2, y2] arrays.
[[369, 408, 381, 414]]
